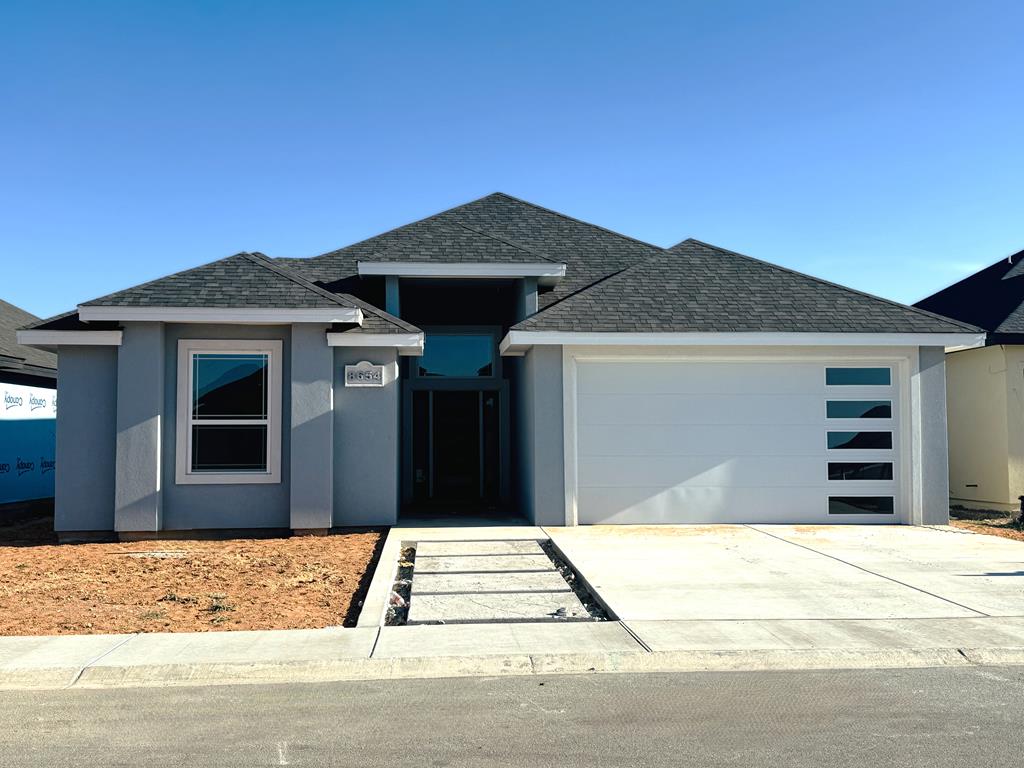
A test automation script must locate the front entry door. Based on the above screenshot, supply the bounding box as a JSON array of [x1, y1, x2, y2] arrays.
[[412, 389, 500, 506]]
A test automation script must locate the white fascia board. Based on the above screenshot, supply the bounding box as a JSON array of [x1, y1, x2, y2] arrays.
[[500, 330, 987, 355], [17, 329, 124, 347], [357, 261, 567, 285], [77, 306, 363, 324], [326, 332, 425, 356]]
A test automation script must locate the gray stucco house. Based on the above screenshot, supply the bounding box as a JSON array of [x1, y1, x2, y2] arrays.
[[18, 193, 982, 538]]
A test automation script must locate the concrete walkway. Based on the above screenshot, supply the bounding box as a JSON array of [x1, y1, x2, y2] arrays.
[[2, 524, 1023, 690]]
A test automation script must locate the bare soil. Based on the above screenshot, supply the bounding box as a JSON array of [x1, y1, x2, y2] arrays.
[[0, 512, 384, 636], [950, 508, 1024, 543]]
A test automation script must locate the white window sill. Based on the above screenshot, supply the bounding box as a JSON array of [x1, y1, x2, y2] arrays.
[[175, 471, 281, 486]]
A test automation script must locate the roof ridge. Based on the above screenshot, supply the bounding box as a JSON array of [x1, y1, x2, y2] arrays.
[[489, 192, 663, 251], [448, 220, 559, 263], [242, 252, 357, 308], [304, 192, 508, 262], [79, 254, 249, 306], [678, 238, 983, 334], [513, 262, 640, 328]]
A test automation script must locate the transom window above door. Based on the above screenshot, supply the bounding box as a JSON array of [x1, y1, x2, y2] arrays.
[[416, 333, 495, 378]]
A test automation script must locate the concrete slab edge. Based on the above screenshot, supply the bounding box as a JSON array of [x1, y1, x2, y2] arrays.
[[540, 527, 620, 621], [355, 529, 405, 628], [5, 646, 1024, 692]]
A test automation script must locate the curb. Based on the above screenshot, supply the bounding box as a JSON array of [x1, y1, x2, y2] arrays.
[[4, 645, 1024, 692]]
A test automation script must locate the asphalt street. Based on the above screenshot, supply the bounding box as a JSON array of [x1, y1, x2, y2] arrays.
[[1, 666, 1022, 767]]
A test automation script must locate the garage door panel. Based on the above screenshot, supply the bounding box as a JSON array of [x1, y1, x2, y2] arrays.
[[580, 393, 823, 426], [574, 359, 903, 525], [579, 423, 825, 457], [577, 486, 888, 525], [578, 455, 825, 488], [579, 361, 828, 396]]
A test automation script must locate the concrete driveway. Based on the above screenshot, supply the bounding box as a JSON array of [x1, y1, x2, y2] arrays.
[[545, 525, 1024, 653]]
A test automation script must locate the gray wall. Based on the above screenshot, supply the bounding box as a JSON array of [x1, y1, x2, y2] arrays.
[[518, 345, 565, 526], [333, 347, 400, 526], [114, 322, 164, 532], [159, 324, 292, 530], [290, 324, 334, 530], [916, 345, 950, 525], [55, 346, 117, 532]]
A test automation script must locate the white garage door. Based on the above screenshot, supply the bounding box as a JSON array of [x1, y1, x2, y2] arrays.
[[574, 359, 903, 524]]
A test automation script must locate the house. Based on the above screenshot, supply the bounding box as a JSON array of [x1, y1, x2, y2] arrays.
[[915, 250, 1024, 512], [1, 299, 57, 507], [17, 193, 983, 539]]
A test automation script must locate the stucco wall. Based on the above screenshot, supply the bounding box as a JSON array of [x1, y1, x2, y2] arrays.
[[332, 346, 400, 526], [54, 346, 117, 531], [290, 324, 334, 530], [518, 345, 565, 526], [159, 324, 292, 530], [1001, 346, 1024, 508], [945, 345, 1010, 508], [915, 346, 950, 525]]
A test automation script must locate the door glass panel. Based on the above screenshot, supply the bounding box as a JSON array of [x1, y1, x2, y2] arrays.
[[418, 334, 494, 377], [826, 400, 892, 419], [412, 391, 431, 503], [482, 391, 500, 501], [432, 391, 481, 501]]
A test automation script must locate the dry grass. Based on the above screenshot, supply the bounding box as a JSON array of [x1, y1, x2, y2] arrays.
[[0, 512, 384, 636], [949, 507, 1024, 544]]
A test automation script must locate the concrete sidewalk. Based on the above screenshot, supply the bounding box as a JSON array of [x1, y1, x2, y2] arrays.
[[3, 614, 1024, 691]]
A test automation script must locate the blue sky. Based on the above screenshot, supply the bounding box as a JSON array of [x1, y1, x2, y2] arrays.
[[2, 1, 1021, 318]]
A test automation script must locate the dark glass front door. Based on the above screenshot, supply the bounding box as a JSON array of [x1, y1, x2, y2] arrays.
[[412, 389, 500, 506]]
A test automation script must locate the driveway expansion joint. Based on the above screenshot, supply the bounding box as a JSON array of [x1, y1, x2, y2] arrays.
[[744, 525, 993, 619]]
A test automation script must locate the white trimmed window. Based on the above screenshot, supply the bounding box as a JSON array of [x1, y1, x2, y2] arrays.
[[175, 339, 282, 484]]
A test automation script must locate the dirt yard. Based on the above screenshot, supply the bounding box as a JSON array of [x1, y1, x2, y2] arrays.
[[950, 507, 1024, 543], [0, 512, 384, 636]]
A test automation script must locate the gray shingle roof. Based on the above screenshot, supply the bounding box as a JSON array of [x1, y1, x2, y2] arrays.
[[285, 193, 660, 308], [915, 249, 1024, 341], [0, 299, 57, 372], [81, 252, 359, 309], [363, 221, 558, 264], [513, 239, 980, 334], [333, 294, 421, 335]]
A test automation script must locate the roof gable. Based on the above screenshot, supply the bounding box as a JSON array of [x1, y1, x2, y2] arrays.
[[514, 238, 979, 334]]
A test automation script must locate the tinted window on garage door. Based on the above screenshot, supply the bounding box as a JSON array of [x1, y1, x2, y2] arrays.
[[826, 367, 891, 386], [826, 400, 892, 419], [828, 496, 895, 515]]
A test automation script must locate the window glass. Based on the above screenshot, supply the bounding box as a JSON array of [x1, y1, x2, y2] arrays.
[[418, 334, 494, 377], [826, 400, 892, 419], [827, 431, 893, 450], [826, 367, 891, 386], [828, 496, 895, 515], [191, 425, 268, 472], [827, 462, 894, 481], [192, 353, 268, 419]]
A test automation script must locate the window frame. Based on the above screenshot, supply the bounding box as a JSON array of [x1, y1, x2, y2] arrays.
[[175, 339, 283, 485]]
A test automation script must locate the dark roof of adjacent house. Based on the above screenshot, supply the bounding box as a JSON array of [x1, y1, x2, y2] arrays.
[[0, 299, 57, 373], [513, 239, 980, 334], [914, 249, 1024, 343], [81, 252, 360, 309]]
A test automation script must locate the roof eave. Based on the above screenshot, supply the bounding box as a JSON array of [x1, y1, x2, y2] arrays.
[[77, 306, 363, 324], [500, 330, 987, 355]]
